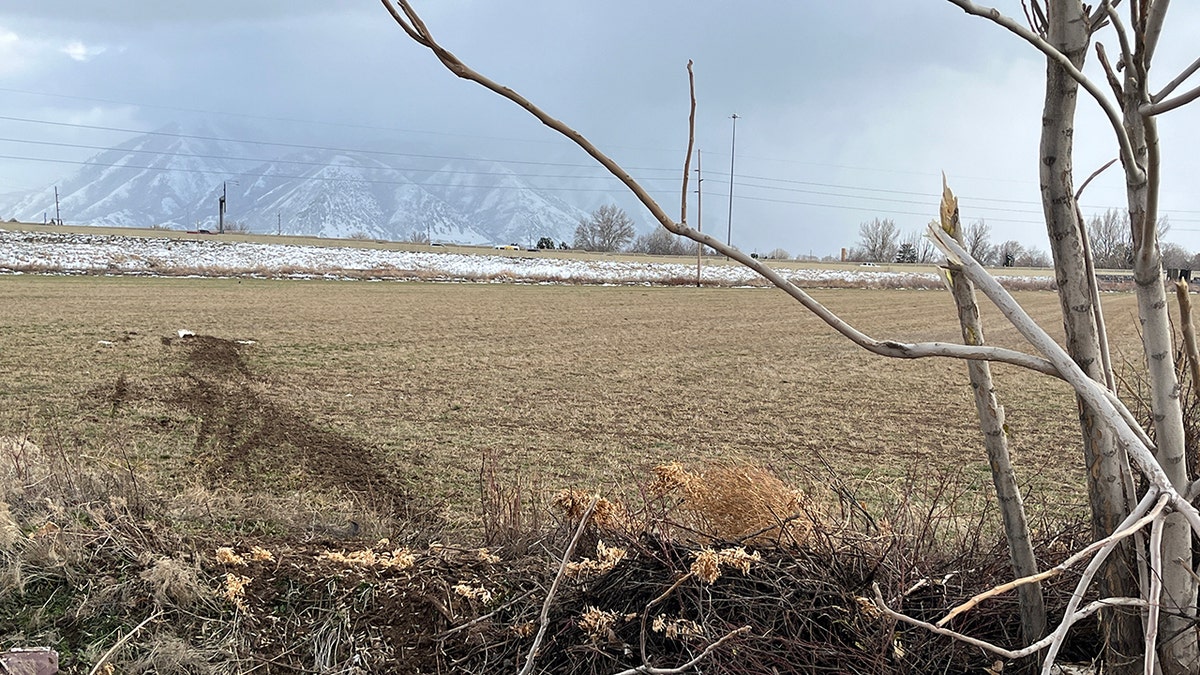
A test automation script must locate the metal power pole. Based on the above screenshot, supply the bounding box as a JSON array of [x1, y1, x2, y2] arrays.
[[54, 186, 61, 226], [277, 213, 281, 236], [726, 114, 739, 249], [695, 148, 703, 287]]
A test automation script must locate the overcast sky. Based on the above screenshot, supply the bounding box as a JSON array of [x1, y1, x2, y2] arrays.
[[1, 1, 1199, 256]]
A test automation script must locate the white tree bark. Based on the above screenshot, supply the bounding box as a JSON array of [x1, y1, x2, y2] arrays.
[[942, 182, 1046, 644]]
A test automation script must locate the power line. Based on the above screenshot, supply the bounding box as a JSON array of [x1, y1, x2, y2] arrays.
[[0, 136, 680, 184], [0, 114, 680, 174], [7, 150, 1200, 225], [0, 153, 679, 196], [5, 113, 1200, 224]]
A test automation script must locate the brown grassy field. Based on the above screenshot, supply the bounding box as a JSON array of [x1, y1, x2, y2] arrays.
[[1, 274, 1150, 534], [3, 274, 1168, 672]]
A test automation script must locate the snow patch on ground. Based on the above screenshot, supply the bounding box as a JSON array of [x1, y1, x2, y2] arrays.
[[0, 229, 1047, 288]]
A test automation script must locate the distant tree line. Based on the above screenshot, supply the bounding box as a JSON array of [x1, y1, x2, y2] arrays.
[[565, 205, 1198, 270], [846, 210, 1197, 270]]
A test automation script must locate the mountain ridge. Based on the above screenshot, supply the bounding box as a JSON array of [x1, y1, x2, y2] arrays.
[[0, 123, 639, 246]]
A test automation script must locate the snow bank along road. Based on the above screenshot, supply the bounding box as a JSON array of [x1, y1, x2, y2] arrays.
[[0, 228, 1039, 288]]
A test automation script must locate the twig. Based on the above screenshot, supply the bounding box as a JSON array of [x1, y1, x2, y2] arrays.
[[516, 495, 598, 675], [638, 571, 696, 665], [874, 583, 1143, 660], [1175, 281, 1200, 392], [679, 60, 695, 227], [1075, 158, 1118, 201], [1153, 54, 1200, 102], [936, 491, 1167, 626], [88, 610, 161, 675], [611, 625, 751, 675], [944, 0, 1142, 182], [1146, 514, 1165, 675], [1143, 82, 1200, 116], [435, 589, 536, 639]]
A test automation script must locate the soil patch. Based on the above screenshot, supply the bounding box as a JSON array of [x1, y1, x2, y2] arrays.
[[156, 335, 419, 517]]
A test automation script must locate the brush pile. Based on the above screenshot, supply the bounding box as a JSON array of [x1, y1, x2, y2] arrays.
[[0, 440, 1105, 674]]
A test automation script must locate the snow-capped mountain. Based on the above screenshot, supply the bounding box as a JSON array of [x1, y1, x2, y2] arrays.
[[0, 124, 603, 245]]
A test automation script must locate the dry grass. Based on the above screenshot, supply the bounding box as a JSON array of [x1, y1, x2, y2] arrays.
[[0, 270, 1145, 673], [0, 274, 1143, 534]]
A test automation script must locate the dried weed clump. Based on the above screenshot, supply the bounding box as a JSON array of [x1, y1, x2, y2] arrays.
[[222, 573, 251, 610], [689, 547, 762, 584], [652, 462, 819, 543], [319, 546, 417, 570], [651, 615, 704, 640], [577, 606, 621, 643], [140, 556, 206, 609], [553, 489, 627, 531], [565, 540, 628, 579]]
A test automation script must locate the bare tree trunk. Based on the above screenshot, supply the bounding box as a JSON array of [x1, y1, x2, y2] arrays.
[[1039, 2, 1141, 669], [943, 185, 1047, 646], [1124, 98, 1198, 675]]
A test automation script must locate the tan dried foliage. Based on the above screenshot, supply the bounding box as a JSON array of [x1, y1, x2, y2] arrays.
[[452, 582, 493, 604], [856, 596, 883, 621], [654, 462, 817, 543], [223, 573, 251, 610], [652, 614, 704, 640], [215, 547, 246, 566], [577, 606, 619, 643], [474, 547, 501, 564], [319, 547, 416, 570], [564, 540, 628, 579], [248, 545, 275, 562], [29, 520, 61, 539], [552, 489, 626, 531], [690, 546, 762, 584]]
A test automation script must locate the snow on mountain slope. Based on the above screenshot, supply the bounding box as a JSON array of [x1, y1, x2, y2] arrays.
[[0, 125, 601, 245]]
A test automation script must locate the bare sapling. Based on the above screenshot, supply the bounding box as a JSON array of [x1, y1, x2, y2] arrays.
[[939, 177, 1046, 645]]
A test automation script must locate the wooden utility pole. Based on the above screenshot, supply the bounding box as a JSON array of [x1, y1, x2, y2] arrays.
[[695, 148, 703, 287], [726, 113, 738, 248], [218, 182, 227, 234]]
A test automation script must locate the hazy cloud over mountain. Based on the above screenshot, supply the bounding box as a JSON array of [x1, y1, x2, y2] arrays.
[[2, 1, 1199, 255]]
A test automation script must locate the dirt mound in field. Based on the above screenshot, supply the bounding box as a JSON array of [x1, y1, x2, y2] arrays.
[[177, 334, 251, 376], [157, 335, 418, 517]]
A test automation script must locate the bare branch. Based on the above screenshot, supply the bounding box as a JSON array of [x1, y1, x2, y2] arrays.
[[874, 582, 1144, 660], [1141, 82, 1200, 115], [1146, 513, 1165, 675], [1103, 1, 1138, 74], [936, 490, 1168, 626], [1075, 157, 1119, 201], [611, 625, 751, 675], [1021, 0, 1046, 34], [927, 226, 1200, 538], [1175, 281, 1200, 395], [1153, 54, 1200, 102], [1095, 43, 1126, 101], [680, 61, 696, 227], [1143, 0, 1172, 65], [386, 0, 1063, 377], [945, 0, 1143, 181], [517, 495, 598, 675], [876, 491, 1163, 669]]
